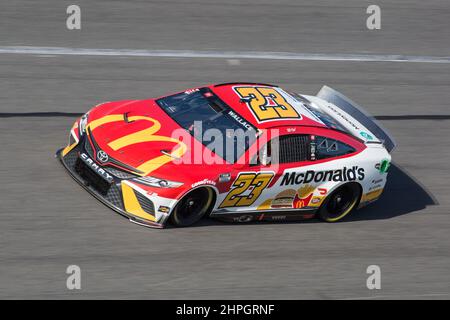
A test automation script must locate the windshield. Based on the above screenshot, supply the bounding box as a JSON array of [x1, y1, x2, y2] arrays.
[[156, 88, 258, 164]]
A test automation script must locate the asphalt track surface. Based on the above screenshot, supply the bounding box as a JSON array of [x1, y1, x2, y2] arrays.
[[1, 0, 450, 299]]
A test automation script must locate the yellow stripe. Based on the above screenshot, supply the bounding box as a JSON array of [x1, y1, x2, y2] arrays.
[[85, 114, 187, 175], [257, 199, 273, 210], [135, 136, 187, 173], [361, 188, 384, 203], [121, 182, 156, 222], [107, 116, 161, 149], [86, 114, 124, 131], [62, 142, 78, 157]]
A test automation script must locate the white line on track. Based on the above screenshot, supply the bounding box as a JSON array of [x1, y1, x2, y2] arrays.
[[1, 46, 450, 64], [339, 292, 450, 300]]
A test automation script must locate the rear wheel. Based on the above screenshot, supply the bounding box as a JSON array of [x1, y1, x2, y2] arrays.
[[170, 188, 215, 227], [318, 183, 361, 222]]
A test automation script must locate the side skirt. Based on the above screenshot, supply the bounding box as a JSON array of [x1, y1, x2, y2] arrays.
[[210, 208, 318, 223]]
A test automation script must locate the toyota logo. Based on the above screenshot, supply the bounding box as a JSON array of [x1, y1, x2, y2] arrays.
[[97, 150, 109, 163]]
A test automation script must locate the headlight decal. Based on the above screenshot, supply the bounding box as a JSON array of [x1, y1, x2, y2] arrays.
[[133, 176, 183, 188], [78, 113, 89, 135], [69, 128, 79, 145], [62, 124, 81, 157]]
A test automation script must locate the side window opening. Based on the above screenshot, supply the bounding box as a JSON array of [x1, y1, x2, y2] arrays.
[[253, 134, 355, 166], [314, 136, 355, 160], [255, 134, 310, 165], [253, 134, 311, 165], [278, 135, 310, 163]]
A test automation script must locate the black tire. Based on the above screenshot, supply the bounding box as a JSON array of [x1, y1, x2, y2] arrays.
[[318, 183, 361, 222], [170, 188, 215, 227]]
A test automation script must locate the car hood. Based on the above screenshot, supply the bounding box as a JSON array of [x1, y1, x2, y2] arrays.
[[86, 99, 228, 180]]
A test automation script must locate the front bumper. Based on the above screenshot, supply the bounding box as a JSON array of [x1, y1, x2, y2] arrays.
[[56, 141, 170, 228]]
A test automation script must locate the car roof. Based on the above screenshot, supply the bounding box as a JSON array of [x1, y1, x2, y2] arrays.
[[209, 82, 328, 130]]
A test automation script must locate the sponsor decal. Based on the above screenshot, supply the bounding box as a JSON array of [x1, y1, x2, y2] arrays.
[[270, 185, 318, 209], [191, 179, 216, 188], [326, 104, 360, 130], [309, 196, 325, 207], [280, 166, 365, 186], [158, 206, 170, 213], [80, 153, 113, 182], [369, 184, 383, 191], [311, 197, 323, 204], [360, 131, 374, 140], [293, 193, 313, 209], [292, 185, 315, 209], [361, 188, 383, 203], [262, 185, 327, 210], [227, 110, 254, 131], [369, 178, 384, 190], [379, 159, 390, 173]]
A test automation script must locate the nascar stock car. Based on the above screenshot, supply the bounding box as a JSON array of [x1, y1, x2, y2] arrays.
[[56, 83, 395, 228]]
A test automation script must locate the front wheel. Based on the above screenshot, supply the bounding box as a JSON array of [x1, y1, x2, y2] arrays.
[[170, 188, 215, 227], [318, 183, 361, 222]]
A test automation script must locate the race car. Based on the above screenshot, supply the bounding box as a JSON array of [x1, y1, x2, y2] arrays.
[[56, 82, 395, 228]]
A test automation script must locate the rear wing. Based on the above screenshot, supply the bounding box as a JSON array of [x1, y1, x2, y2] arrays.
[[316, 86, 396, 153]]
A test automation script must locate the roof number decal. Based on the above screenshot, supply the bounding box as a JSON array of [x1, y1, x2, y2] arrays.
[[234, 86, 301, 122]]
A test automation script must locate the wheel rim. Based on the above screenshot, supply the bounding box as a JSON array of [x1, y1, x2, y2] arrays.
[[179, 194, 206, 218], [325, 186, 357, 220], [175, 188, 213, 224]]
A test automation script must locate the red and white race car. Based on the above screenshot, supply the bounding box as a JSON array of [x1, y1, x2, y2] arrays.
[[56, 83, 395, 228]]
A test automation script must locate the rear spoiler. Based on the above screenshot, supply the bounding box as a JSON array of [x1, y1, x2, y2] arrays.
[[316, 86, 396, 153]]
